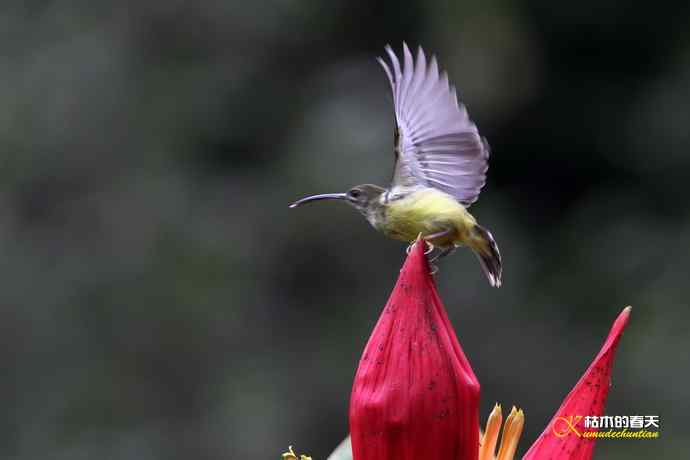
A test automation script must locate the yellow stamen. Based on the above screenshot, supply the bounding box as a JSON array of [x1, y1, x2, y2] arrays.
[[282, 446, 298, 460], [496, 407, 525, 460], [479, 403, 503, 460], [479, 404, 525, 460], [282, 445, 312, 460]]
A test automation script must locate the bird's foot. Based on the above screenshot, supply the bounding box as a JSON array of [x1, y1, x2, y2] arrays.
[[405, 235, 446, 275], [406, 239, 434, 255], [426, 246, 457, 275], [422, 228, 454, 241], [429, 246, 456, 264]]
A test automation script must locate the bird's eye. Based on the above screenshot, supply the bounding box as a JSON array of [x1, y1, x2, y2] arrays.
[[349, 189, 361, 198]]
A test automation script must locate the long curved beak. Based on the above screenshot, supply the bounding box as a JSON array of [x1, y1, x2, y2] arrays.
[[289, 193, 347, 208]]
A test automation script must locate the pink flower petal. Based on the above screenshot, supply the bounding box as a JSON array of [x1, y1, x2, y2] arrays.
[[522, 307, 631, 460], [349, 240, 480, 460]]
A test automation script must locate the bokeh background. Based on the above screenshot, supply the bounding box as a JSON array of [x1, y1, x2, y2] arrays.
[[1, 1, 689, 459]]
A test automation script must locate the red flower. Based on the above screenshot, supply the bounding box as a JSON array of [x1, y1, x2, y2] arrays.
[[349, 239, 480, 460], [522, 306, 631, 460], [300, 242, 634, 460]]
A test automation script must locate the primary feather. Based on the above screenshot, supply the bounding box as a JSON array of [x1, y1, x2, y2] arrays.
[[378, 43, 490, 206]]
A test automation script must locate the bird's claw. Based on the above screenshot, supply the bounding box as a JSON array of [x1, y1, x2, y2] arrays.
[[406, 239, 434, 255], [407, 237, 436, 275]]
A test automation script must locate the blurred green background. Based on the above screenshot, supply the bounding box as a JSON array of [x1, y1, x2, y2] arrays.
[[1, 1, 688, 459]]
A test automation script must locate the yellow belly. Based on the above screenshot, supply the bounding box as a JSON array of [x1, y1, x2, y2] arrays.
[[379, 188, 477, 247]]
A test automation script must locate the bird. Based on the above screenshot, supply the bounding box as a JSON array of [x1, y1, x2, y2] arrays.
[[289, 43, 502, 287]]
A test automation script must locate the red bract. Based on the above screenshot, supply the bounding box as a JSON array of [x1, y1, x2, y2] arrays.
[[349, 240, 480, 460], [522, 306, 631, 460]]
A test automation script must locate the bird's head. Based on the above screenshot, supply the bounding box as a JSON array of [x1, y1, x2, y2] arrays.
[[289, 184, 386, 215]]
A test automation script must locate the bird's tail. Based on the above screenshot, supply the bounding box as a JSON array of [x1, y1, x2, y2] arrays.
[[470, 224, 502, 288]]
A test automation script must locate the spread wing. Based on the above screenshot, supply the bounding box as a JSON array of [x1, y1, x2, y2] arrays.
[[378, 43, 490, 206]]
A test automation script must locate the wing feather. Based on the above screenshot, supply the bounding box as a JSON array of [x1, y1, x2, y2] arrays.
[[378, 44, 490, 206]]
